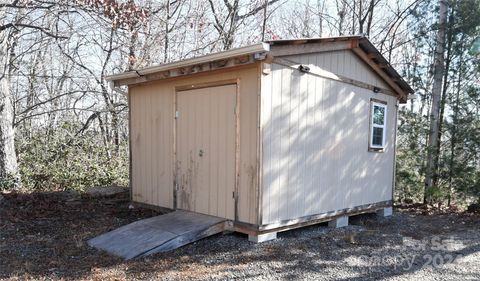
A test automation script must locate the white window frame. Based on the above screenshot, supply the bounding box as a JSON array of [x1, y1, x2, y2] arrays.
[[369, 101, 387, 150]]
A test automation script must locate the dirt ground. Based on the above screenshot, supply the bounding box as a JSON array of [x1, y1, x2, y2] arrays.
[[0, 191, 479, 280]]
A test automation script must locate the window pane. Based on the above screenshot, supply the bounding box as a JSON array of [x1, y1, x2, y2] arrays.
[[372, 127, 384, 146], [373, 105, 385, 125]]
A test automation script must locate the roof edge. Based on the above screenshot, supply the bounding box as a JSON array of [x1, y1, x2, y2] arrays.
[[105, 43, 270, 82], [267, 36, 414, 99]]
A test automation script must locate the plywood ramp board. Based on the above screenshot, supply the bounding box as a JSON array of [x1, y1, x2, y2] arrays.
[[87, 210, 227, 260]]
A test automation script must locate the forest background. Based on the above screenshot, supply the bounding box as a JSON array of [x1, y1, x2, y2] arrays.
[[1, 0, 479, 209]]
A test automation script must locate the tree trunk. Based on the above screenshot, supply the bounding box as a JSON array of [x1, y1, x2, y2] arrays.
[[433, 7, 455, 189], [0, 21, 19, 185], [424, 0, 448, 204], [447, 44, 464, 207], [261, 0, 269, 41], [164, 0, 170, 63]]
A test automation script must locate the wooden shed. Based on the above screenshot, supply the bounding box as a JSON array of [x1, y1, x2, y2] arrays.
[[107, 36, 413, 242]]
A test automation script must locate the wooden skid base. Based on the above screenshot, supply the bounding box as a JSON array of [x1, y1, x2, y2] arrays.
[[234, 201, 392, 236]]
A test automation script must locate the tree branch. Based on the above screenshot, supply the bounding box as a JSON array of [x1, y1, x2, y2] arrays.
[[0, 23, 68, 39]]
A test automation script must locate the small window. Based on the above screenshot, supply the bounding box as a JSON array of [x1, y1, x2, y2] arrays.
[[369, 101, 387, 151]]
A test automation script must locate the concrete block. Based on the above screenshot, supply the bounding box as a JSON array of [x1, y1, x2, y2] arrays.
[[376, 207, 393, 217], [328, 215, 349, 228], [248, 232, 277, 243]]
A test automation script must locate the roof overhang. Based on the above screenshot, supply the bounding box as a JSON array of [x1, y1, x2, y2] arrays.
[[105, 43, 270, 85], [267, 36, 414, 102], [107, 36, 413, 102]]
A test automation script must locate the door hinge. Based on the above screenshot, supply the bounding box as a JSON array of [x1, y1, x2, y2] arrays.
[[175, 111, 179, 119], [232, 191, 237, 198]]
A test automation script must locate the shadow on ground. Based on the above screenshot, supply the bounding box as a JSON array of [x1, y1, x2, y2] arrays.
[[0, 191, 479, 280]]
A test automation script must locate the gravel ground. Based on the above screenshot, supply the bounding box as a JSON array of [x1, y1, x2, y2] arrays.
[[0, 191, 479, 280]]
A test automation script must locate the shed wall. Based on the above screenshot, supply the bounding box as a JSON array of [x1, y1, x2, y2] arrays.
[[261, 50, 397, 225], [284, 50, 391, 90], [129, 65, 260, 224]]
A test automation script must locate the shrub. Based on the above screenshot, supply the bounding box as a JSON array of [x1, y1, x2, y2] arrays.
[[15, 121, 128, 192]]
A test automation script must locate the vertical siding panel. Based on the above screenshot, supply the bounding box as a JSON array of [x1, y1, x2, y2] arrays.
[[130, 91, 138, 202], [333, 52, 341, 76], [191, 93, 198, 209], [272, 64, 283, 223], [149, 91, 156, 206], [278, 66, 290, 221], [133, 91, 142, 203], [147, 93, 154, 205], [180, 92, 190, 209], [167, 91, 174, 207], [318, 58, 327, 213], [157, 91, 164, 206], [148, 92, 155, 206], [297, 54, 308, 218], [136, 92, 144, 203], [227, 88, 237, 220], [209, 90, 219, 216], [260, 64, 273, 224], [331, 81, 341, 211], [152, 91, 159, 206], [288, 64, 300, 220], [325, 51, 333, 73], [217, 87, 227, 217], [304, 53, 317, 216], [266, 64, 282, 223], [177, 92, 186, 209], [335, 51, 342, 74], [138, 91, 144, 203], [142, 90, 149, 204], [311, 70, 318, 215], [198, 91, 208, 213]]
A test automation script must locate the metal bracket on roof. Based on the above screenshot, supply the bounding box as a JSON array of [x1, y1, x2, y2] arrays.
[[298, 65, 310, 73], [254, 52, 267, 61]]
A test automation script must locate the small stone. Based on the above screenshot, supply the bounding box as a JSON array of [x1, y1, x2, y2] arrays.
[[86, 186, 128, 197]]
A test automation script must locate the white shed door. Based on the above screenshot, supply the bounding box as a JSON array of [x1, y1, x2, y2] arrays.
[[176, 84, 236, 220]]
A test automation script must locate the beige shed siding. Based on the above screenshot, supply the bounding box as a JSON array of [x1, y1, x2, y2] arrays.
[[130, 85, 174, 208], [129, 65, 259, 224], [261, 50, 397, 224], [175, 85, 236, 219], [285, 50, 391, 90]]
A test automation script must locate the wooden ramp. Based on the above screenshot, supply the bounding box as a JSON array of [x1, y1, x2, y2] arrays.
[[88, 210, 228, 260]]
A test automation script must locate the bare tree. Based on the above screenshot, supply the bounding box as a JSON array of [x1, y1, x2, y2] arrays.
[[0, 6, 18, 183], [0, 0, 149, 186], [208, 0, 281, 49]]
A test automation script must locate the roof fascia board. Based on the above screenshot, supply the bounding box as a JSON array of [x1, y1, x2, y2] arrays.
[[105, 43, 270, 82], [351, 46, 408, 102], [268, 40, 353, 57]]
